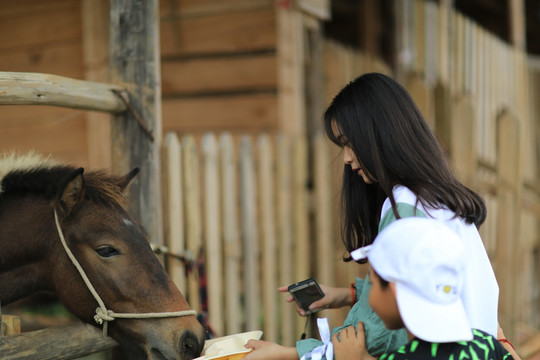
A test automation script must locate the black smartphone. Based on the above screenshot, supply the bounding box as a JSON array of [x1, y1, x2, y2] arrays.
[[288, 278, 327, 315]]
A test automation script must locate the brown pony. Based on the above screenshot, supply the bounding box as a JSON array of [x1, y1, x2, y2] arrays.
[[0, 153, 205, 360]]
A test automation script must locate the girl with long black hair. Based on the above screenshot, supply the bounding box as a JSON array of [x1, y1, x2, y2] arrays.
[[245, 73, 499, 359]]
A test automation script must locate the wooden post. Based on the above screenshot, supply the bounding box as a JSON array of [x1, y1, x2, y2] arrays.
[[109, 0, 163, 246], [509, 0, 526, 51]]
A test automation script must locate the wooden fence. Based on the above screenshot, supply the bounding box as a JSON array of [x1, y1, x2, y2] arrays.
[[162, 131, 351, 346]]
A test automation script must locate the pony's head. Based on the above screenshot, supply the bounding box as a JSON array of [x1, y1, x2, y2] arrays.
[[0, 153, 205, 360]]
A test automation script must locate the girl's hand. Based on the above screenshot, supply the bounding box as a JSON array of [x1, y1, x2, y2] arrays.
[[279, 285, 353, 316], [243, 340, 299, 360], [331, 322, 376, 360]]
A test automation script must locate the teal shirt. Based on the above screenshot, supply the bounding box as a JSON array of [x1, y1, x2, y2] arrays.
[[296, 203, 427, 359]]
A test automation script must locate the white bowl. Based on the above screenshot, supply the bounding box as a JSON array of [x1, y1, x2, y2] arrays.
[[195, 330, 264, 360]]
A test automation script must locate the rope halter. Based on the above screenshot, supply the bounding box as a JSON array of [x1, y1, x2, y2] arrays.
[[54, 209, 197, 336]]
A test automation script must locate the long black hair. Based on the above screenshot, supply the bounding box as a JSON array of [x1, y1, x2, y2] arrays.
[[324, 73, 486, 261]]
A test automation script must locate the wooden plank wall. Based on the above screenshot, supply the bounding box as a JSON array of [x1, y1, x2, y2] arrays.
[[0, 0, 88, 166], [159, 0, 278, 136]]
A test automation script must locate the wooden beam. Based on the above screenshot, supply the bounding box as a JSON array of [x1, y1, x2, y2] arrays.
[[109, 0, 164, 246], [160, 0, 273, 19], [0, 72, 125, 113], [0, 324, 118, 360]]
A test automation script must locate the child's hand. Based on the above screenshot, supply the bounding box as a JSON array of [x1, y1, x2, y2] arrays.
[[278, 284, 352, 316], [243, 340, 299, 360], [332, 322, 376, 360]]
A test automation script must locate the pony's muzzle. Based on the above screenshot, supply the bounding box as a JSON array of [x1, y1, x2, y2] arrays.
[[179, 330, 205, 360]]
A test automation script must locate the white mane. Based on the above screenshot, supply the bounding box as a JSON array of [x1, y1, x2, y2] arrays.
[[0, 152, 59, 193]]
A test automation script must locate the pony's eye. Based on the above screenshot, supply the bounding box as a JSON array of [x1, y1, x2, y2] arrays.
[[96, 246, 120, 258]]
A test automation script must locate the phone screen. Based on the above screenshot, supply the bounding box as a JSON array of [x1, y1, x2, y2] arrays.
[[288, 278, 325, 314]]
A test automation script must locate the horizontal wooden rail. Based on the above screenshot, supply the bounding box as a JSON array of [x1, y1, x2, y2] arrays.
[[0, 323, 118, 360], [0, 72, 126, 113]]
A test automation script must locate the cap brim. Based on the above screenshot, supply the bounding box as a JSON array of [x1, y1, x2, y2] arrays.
[[350, 245, 372, 261], [395, 282, 473, 343]]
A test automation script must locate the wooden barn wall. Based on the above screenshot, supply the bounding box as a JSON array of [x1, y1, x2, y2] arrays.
[[0, 0, 88, 166], [0, 0, 279, 169], [159, 0, 278, 135]]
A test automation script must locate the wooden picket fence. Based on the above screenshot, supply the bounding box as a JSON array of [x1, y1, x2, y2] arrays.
[[162, 131, 354, 346]]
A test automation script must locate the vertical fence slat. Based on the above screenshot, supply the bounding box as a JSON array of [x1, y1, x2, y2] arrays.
[[276, 135, 295, 346], [438, 2, 449, 85], [258, 134, 278, 342], [182, 135, 202, 312], [314, 135, 333, 285], [164, 133, 186, 292], [424, 1, 437, 87], [454, 12, 464, 95], [203, 134, 223, 336], [293, 136, 309, 336], [240, 136, 260, 331], [220, 133, 242, 335], [495, 112, 521, 341], [314, 134, 335, 324], [415, 0, 425, 75]]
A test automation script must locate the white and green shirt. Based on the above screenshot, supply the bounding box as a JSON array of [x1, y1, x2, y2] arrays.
[[379, 186, 499, 338]]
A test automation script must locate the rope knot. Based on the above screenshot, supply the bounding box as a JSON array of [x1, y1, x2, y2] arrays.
[[94, 307, 115, 324]]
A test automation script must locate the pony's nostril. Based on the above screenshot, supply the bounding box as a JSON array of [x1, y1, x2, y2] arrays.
[[179, 331, 204, 360]]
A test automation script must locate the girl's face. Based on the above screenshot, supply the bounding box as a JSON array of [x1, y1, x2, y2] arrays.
[[368, 267, 403, 331], [343, 145, 374, 184], [331, 120, 375, 184]]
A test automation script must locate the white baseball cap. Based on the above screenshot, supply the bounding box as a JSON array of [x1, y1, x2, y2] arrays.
[[351, 217, 473, 343]]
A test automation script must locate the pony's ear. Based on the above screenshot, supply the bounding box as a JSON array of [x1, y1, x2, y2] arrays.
[[117, 168, 139, 190], [57, 168, 85, 215]]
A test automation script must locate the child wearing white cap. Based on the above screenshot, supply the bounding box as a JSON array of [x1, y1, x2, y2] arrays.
[[332, 218, 519, 360]]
